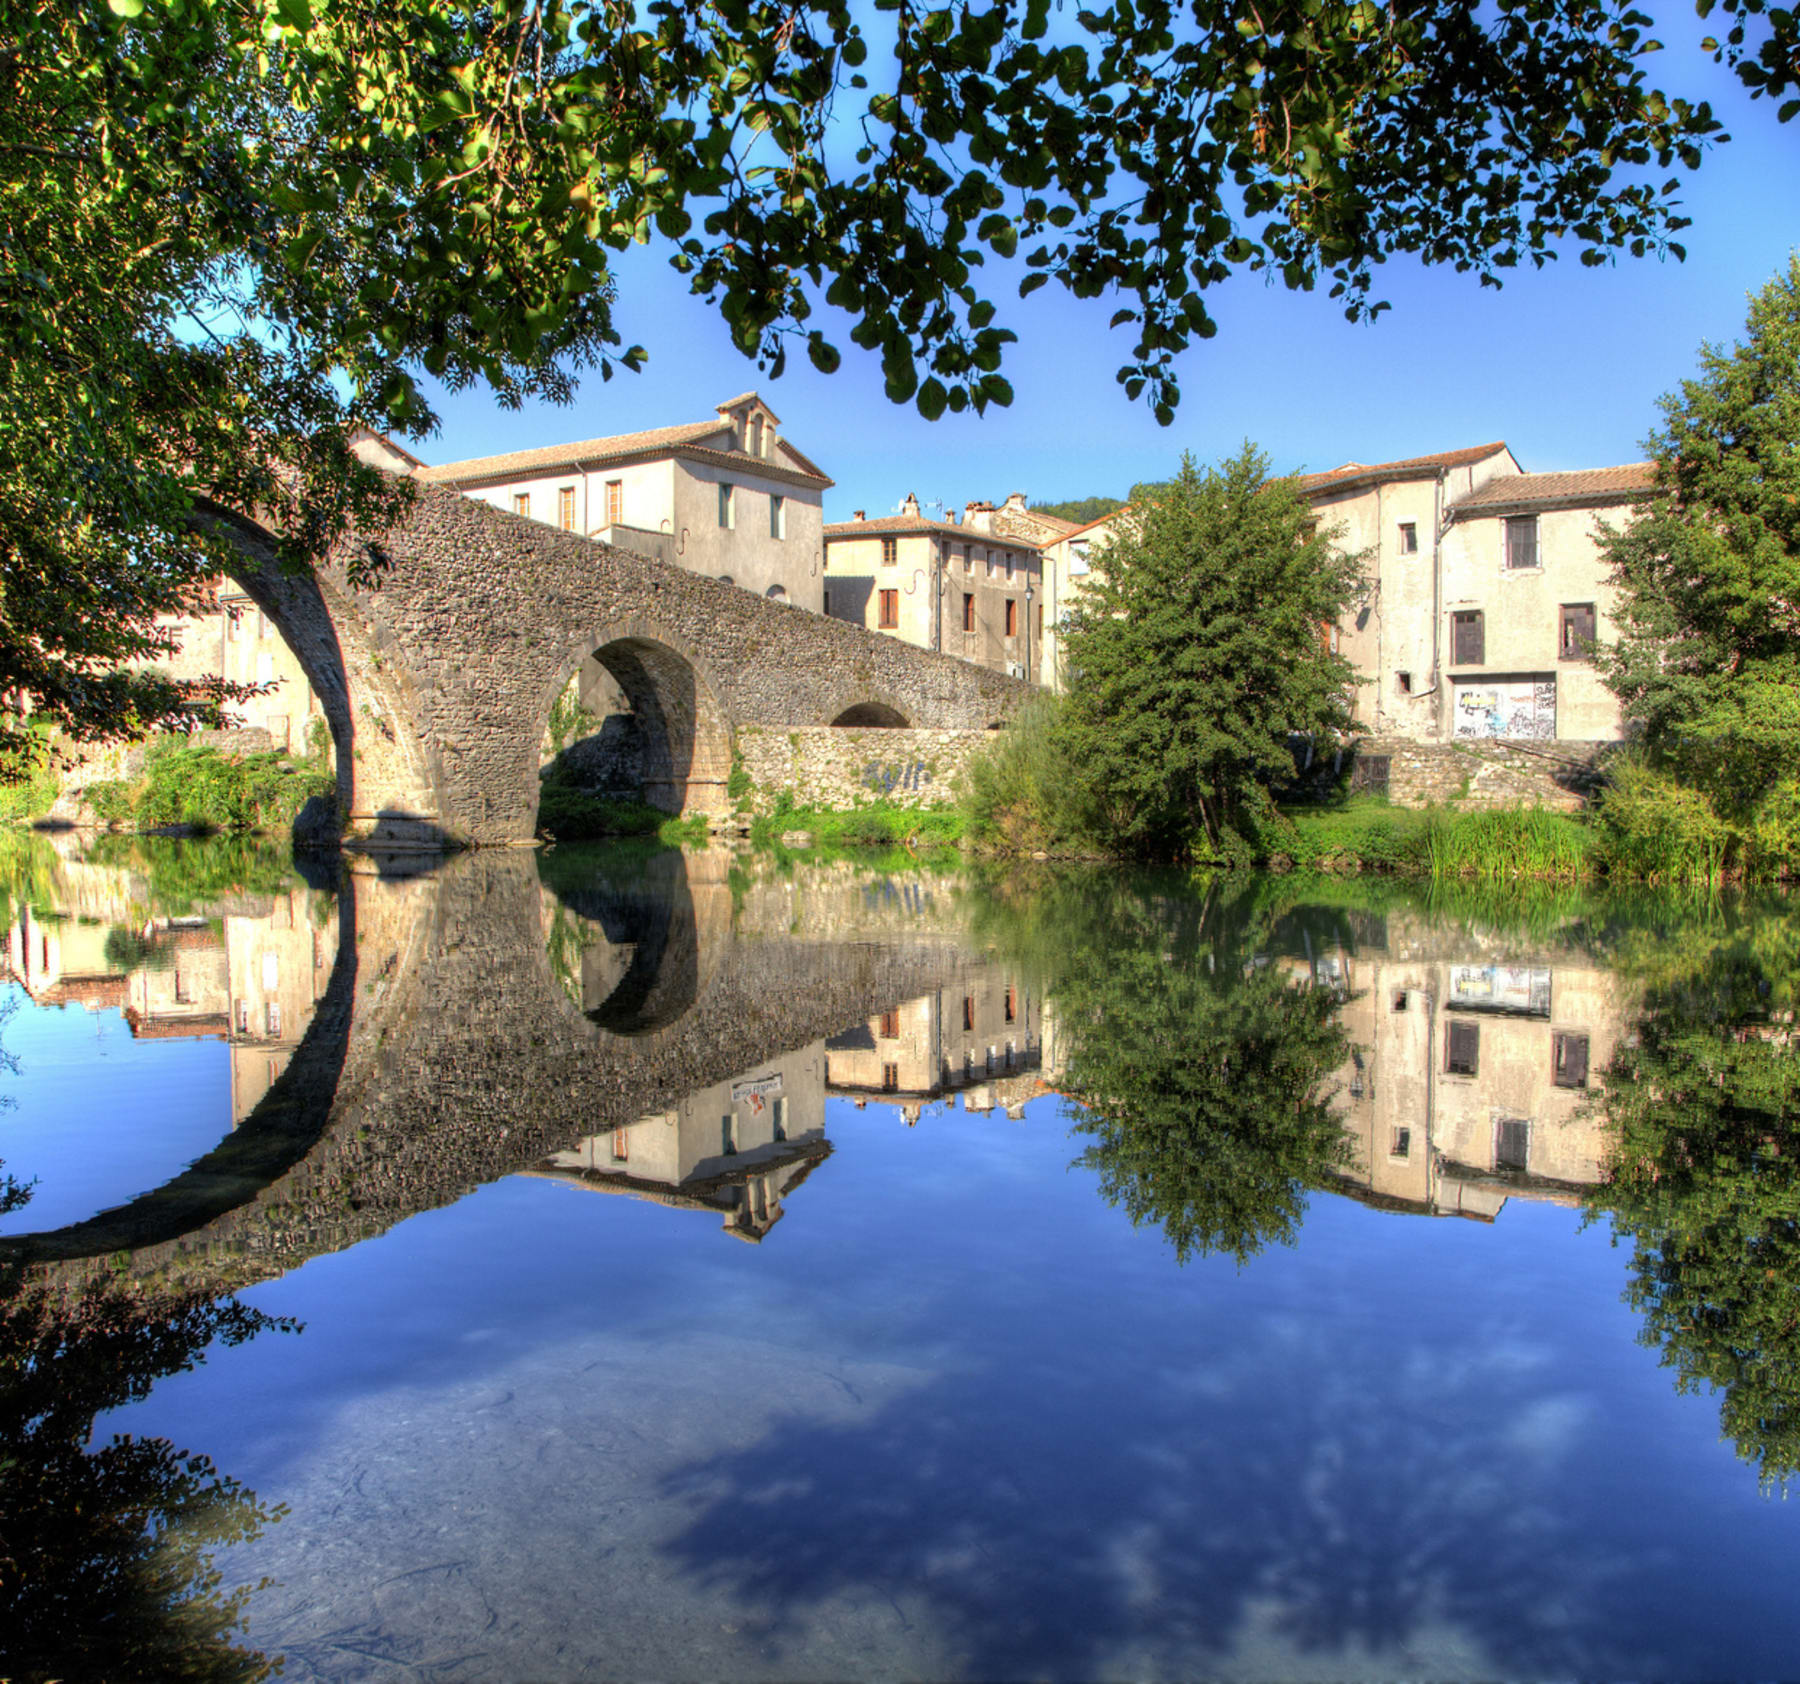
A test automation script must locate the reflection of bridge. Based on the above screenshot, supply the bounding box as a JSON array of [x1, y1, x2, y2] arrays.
[[0, 851, 995, 1291], [210, 481, 1027, 848]]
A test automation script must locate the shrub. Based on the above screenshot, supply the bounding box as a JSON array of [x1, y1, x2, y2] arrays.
[[961, 693, 1102, 854], [1594, 758, 1733, 883], [1422, 806, 1591, 881]]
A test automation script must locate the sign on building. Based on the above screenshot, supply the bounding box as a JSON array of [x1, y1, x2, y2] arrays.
[[1448, 964, 1552, 1016]]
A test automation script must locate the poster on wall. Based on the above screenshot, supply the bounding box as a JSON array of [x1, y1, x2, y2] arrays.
[[1452, 677, 1557, 739]]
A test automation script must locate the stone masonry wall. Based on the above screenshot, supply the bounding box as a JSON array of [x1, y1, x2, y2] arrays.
[[734, 724, 993, 815], [1352, 737, 1612, 811]]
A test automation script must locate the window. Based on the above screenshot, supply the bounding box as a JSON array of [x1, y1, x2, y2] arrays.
[[749, 414, 763, 457], [718, 482, 734, 528], [235, 998, 249, 1033], [1505, 514, 1539, 569], [1398, 521, 1419, 554], [881, 1062, 900, 1092], [1451, 609, 1485, 666], [962, 593, 976, 632], [265, 1001, 282, 1037], [512, 492, 531, 518], [721, 1114, 737, 1155], [963, 994, 975, 1030], [1004, 599, 1018, 638], [1560, 602, 1597, 661], [1390, 1126, 1412, 1159], [879, 1009, 901, 1039], [878, 589, 899, 629], [881, 536, 897, 566], [612, 1126, 629, 1162], [605, 479, 623, 525], [823, 589, 831, 615], [228, 605, 244, 640], [961, 545, 972, 573], [174, 969, 191, 1004], [558, 486, 576, 531], [1445, 1019, 1480, 1076], [1552, 1031, 1591, 1089], [1004, 986, 1017, 1023], [1035, 602, 1044, 642], [1397, 671, 1413, 695], [1392, 989, 1409, 1012], [770, 493, 785, 539], [773, 1096, 788, 1142], [1005, 551, 1015, 580], [1495, 1116, 1530, 1172]]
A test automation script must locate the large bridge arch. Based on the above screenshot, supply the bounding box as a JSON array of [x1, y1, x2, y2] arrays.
[[197, 502, 445, 847]]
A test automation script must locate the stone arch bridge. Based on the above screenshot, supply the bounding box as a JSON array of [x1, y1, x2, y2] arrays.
[[213, 483, 1028, 848]]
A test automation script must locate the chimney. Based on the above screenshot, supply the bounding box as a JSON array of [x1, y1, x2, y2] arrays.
[[901, 492, 921, 516], [852, 510, 866, 522], [1004, 492, 1029, 512], [964, 500, 995, 534]]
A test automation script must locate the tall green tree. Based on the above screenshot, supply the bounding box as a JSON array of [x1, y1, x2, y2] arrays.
[[1056, 447, 1364, 857], [3, 0, 1793, 772], [1598, 256, 1800, 811]]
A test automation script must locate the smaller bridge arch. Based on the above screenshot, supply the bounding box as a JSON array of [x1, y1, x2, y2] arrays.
[[830, 701, 911, 728]]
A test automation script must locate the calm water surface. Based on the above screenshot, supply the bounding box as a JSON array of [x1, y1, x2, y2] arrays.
[[3, 829, 1799, 1682]]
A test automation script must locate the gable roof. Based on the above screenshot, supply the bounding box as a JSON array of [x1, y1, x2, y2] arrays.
[[1449, 463, 1654, 517], [823, 513, 1045, 548], [416, 402, 831, 489], [1301, 442, 1513, 496], [1053, 505, 1134, 543]]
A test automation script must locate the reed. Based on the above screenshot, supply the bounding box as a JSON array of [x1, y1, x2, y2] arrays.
[[1421, 806, 1592, 882]]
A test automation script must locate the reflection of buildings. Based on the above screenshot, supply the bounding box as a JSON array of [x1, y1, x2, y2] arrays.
[[1317, 918, 1625, 1221], [3, 889, 337, 1125], [825, 966, 1043, 1122], [528, 1044, 829, 1242]]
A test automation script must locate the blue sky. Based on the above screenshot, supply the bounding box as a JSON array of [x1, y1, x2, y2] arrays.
[[422, 34, 1800, 521]]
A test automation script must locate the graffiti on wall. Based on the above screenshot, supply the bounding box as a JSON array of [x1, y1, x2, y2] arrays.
[[864, 761, 934, 795], [1452, 678, 1557, 740]]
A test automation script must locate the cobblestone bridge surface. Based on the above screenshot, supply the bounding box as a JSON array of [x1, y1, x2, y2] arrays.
[[214, 483, 1029, 848], [2, 851, 984, 1295]]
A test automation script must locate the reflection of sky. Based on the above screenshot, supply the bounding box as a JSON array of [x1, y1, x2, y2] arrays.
[[0, 985, 231, 1233], [111, 1090, 1800, 1682]]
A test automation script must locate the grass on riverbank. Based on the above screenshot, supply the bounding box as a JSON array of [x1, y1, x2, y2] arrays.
[[1251, 799, 1593, 880], [748, 794, 969, 852]]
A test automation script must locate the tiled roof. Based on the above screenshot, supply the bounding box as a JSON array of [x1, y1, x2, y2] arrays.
[[716, 390, 778, 420], [1301, 442, 1512, 494], [1450, 463, 1655, 514], [824, 514, 1045, 548], [1054, 505, 1134, 542], [417, 420, 729, 483]]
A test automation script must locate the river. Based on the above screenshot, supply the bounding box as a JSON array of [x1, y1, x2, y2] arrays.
[[2, 829, 1797, 1682]]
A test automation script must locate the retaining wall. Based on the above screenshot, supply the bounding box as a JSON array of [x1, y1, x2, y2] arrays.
[[734, 724, 993, 814]]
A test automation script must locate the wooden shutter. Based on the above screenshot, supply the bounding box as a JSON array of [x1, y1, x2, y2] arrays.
[[1553, 1031, 1590, 1088], [1446, 1019, 1479, 1075], [1452, 611, 1484, 666], [1495, 1117, 1530, 1171]]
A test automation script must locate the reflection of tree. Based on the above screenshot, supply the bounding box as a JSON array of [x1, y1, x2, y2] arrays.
[[1, 1176, 293, 1677], [972, 872, 1352, 1264], [1587, 937, 1800, 1487]]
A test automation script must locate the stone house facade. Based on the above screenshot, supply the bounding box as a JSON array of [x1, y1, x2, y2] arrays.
[[1304, 444, 1651, 744], [150, 578, 324, 752], [823, 494, 1045, 678], [417, 393, 832, 612], [1036, 505, 1131, 691]]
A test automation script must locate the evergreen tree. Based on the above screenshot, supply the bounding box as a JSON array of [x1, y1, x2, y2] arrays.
[[1056, 447, 1363, 857], [1599, 257, 1800, 809]]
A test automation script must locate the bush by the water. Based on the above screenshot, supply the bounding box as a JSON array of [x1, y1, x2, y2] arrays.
[[83, 740, 333, 834]]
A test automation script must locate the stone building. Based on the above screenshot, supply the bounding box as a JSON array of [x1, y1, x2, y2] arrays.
[[416, 392, 832, 612], [148, 578, 325, 753], [1036, 505, 1132, 691], [822, 495, 1045, 679], [1303, 445, 1651, 743], [824, 965, 1041, 1122]]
